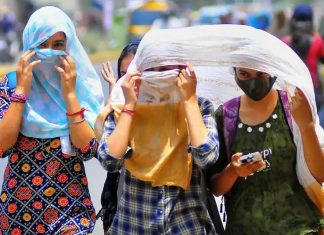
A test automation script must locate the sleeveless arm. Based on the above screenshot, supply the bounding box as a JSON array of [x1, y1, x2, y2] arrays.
[[0, 74, 22, 157]]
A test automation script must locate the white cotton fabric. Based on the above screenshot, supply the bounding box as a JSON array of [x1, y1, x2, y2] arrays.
[[110, 24, 324, 207]]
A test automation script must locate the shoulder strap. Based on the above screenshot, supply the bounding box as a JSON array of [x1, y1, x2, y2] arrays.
[[278, 90, 293, 131], [222, 92, 293, 153], [222, 97, 240, 159], [200, 167, 226, 234]]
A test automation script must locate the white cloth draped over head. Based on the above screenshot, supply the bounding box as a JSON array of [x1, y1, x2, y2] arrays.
[[110, 24, 324, 211]]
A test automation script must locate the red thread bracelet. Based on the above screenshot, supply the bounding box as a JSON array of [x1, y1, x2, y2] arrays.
[[70, 118, 85, 124], [66, 107, 86, 119], [11, 92, 27, 103], [121, 108, 135, 116]]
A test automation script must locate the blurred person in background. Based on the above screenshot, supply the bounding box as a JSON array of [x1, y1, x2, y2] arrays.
[[220, 11, 233, 25], [151, 3, 188, 30], [269, 10, 289, 39], [247, 11, 271, 31], [232, 10, 248, 25], [151, 11, 187, 29], [319, 16, 324, 39], [282, 4, 324, 113], [0, 4, 20, 63], [0, 4, 17, 35], [0, 6, 103, 234], [95, 41, 139, 234]]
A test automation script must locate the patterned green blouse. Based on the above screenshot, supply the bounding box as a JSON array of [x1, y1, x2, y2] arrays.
[[214, 97, 323, 235]]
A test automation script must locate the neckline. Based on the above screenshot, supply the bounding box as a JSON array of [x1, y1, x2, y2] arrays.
[[237, 98, 280, 133], [238, 90, 279, 126]]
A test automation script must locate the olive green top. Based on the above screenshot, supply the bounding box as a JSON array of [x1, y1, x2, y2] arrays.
[[214, 98, 323, 235]]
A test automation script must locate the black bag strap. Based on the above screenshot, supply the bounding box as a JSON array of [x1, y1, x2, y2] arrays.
[[202, 104, 227, 234], [200, 168, 225, 235]]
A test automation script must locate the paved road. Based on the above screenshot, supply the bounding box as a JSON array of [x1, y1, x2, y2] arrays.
[[90, 61, 117, 234]]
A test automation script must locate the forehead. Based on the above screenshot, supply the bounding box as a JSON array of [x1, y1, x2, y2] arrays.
[[236, 67, 257, 72], [47, 32, 66, 41], [121, 54, 134, 64], [145, 65, 186, 71], [235, 67, 271, 75]]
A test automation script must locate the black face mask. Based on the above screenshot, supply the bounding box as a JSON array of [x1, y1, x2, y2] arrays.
[[235, 76, 277, 101]]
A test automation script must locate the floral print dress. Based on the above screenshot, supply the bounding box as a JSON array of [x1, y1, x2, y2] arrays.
[[0, 76, 97, 234]]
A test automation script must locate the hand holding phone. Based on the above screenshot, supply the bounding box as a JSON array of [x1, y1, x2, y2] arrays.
[[239, 151, 263, 164], [238, 148, 272, 172]]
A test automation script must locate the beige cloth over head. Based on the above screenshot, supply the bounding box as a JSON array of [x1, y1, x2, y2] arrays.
[[113, 102, 192, 189], [111, 64, 194, 189]]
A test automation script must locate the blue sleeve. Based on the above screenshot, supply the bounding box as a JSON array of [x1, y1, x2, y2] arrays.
[[97, 113, 125, 172], [189, 97, 219, 169]]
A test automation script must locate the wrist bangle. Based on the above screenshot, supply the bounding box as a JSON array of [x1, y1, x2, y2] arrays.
[[66, 107, 86, 119], [11, 92, 27, 103], [121, 108, 135, 116], [70, 118, 85, 124]]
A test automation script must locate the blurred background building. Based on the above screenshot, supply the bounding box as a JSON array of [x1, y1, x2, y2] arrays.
[[0, 1, 321, 53], [0, 0, 323, 66]]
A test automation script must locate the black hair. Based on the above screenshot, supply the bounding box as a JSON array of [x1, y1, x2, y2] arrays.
[[289, 20, 313, 62], [117, 40, 140, 78]]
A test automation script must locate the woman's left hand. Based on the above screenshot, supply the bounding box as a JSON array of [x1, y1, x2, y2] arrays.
[[177, 63, 197, 102], [56, 55, 77, 100], [290, 87, 314, 130]]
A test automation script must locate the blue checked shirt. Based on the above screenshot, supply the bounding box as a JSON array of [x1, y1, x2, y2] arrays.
[[97, 97, 219, 235]]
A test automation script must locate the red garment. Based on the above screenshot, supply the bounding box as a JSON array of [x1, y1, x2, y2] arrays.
[[282, 33, 324, 88]]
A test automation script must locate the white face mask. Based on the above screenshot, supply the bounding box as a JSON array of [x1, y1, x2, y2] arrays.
[[141, 69, 180, 89], [139, 69, 181, 103]]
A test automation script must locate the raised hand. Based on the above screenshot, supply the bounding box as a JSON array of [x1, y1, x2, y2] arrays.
[[121, 71, 141, 109], [230, 152, 266, 178], [177, 63, 197, 103], [15, 50, 41, 95], [56, 55, 77, 101], [290, 87, 314, 130], [101, 61, 117, 91]]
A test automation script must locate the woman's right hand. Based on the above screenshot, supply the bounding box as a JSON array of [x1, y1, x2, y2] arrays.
[[230, 152, 266, 178], [15, 50, 41, 95], [121, 71, 141, 109], [101, 61, 117, 90]]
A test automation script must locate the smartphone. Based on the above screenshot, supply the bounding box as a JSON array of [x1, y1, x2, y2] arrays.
[[239, 148, 272, 170], [239, 151, 263, 164]]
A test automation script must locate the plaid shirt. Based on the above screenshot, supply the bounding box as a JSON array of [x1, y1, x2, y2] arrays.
[[97, 97, 219, 235]]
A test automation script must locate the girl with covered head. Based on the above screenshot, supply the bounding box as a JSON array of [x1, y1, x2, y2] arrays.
[[95, 40, 140, 234], [97, 33, 219, 234], [0, 6, 103, 234]]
